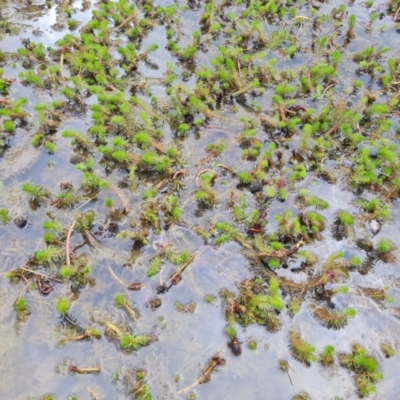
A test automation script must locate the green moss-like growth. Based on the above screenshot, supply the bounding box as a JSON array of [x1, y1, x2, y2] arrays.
[[339, 343, 383, 398], [147, 256, 162, 277], [319, 345, 335, 366], [380, 343, 395, 358], [56, 298, 70, 314], [22, 183, 51, 202], [14, 298, 28, 312], [0, 209, 10, 225], [3, 120, 15, 132], [312, 307, 356, 330], [114, 293, 139, 320], [120, 333, 157, 351], [288, 329, 317, 367]]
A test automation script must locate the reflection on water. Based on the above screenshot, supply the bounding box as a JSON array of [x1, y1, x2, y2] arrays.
[[0, 0, 400, 399]]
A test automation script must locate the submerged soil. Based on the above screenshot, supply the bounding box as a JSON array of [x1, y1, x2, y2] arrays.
[[1, 0, 400, 399]]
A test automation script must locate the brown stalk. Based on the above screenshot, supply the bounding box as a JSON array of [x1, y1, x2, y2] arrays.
[[70, 365, 101, 374], [108, 265, 143, 290], [113, 11, 137, 31], [394, 5, 400, 21], [18, 267, 63, 283], [166, 248, 203, 288], [173, 170, 187, 180], [322, 83, 335, 97], [177, 353, 225, 395]]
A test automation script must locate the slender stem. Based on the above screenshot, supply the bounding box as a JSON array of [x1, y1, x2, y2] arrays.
[[166, 248, 203, 288], [66, 220, 76, 266], [87, 387, 99, 400], [394, 5, 400, 21], [18, 267, 63, 282], [173, 170, 187, 180], [113, 11, 137, 31], [60, 51, 65, 79], [108, 265, 129, 288], [176, 377, 203, 395], [286, 371, 293, 385]]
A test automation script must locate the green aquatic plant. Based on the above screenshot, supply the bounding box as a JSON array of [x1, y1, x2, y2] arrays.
[[296, 189, 329, 210], [114, 293, 139, 320], [288, 329, 317, 367], [14, 298, 28, 313], [374, 238, 396, 262], [0, 209, 10, 225], [380, 343, 395, 358], [62, 129, 96, 151], [22, 183, 51, 202], [356, 198, 391, 221], [339, 343, 383, 398], [312, 306, 356, 330], [195, 171, 217, 206], [332, 211, 354, 240], [120, 333, 157, 351], [147, 256, 162, 277], [34, 246, 64, 265], [319, 345, 335, 367], [56, 298, 71, 315]]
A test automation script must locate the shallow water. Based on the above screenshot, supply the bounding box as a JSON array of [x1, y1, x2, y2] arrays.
[[1, 0, 400, 399]]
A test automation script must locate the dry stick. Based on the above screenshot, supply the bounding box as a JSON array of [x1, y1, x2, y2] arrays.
[[17, 274, 31, 300], [108, 265, 128, 287], [105, 82, 119, 92], [113, 11, 137, 31], [70, 366, 101, 374], [60, 51, 65, 79], [87, 387, 99, 400], [166, 247, 203, 288], [17, 283, 30, 300], [177, 376, 204, 395], [176, 352, 224, 395], [18, 267, 64, 282], [394, 5, 400, 21], [66, 220, 76, 266], [74, 195, 98, 211], [322, 83, 335, 97], [107, 265, 143, 290]]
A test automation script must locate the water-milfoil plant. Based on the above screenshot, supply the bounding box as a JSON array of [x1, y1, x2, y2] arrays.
[[288, 329, 317, 367]]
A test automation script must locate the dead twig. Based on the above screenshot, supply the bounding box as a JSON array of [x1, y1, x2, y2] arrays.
[[177, 353, 225, 395], [322, 83, 335, 97], [108, 265, 143, 290], [112, 11, 137, 31], [60, 51, 65, 80], [87, 387, 99, 400], [394, 5, 400, 21], [18, 267, 63, 282], [70, 365, 101, 374], [166, 247, 203, 288], [66, 220, 76, 266]]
